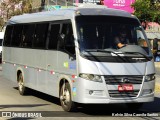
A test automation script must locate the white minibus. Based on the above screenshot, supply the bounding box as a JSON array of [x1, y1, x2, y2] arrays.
[[2, 4, 155, 111]]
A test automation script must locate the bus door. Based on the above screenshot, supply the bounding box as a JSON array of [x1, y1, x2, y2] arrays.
[[46, 23, 60, 96], [33, 23, 48, 91], [57, 22, 76, 79]]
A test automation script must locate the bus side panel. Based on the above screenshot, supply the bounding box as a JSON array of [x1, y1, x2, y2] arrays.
[[14, 48, 38, 89], [57, 51, 77, 97], [2, 47, 17, 82], [2, 62, 17, 82], [23, 66, 37, 89], [46, 71, 59, 97], [46, 51, 59, 97], [35, 50, 47, 92], [57, 51, 77, 75]]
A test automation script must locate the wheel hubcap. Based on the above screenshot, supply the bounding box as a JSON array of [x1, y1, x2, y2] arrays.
[[18, 75, 23, 92], [61, 86, 70, 106]]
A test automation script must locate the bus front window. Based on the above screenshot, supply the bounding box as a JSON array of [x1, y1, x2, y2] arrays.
[[78, 24, 106, 50], [136, 27, 148, 47], [76, 16, 150, 55]]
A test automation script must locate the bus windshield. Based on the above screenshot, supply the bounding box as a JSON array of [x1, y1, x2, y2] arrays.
[[76, 16, 150, 55]]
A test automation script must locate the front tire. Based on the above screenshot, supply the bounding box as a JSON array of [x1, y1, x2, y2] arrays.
[[18, 73, 27, 95], [60, 82, 76, 112]]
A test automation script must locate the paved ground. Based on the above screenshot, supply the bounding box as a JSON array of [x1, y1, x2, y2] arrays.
[[155, 62, 160, 93], [155, 62, 160, 68]]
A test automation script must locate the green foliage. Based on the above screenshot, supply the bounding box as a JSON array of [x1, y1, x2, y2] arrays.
[[0, 17, 5, 31], [22, 0, 32, 13], [0, 0, 32, 31], [132, 0, 160, 23]]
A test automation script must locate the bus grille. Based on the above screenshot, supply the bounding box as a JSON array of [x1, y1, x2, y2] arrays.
[[104, 76, 143, 85], [108, 90, 139, 98]]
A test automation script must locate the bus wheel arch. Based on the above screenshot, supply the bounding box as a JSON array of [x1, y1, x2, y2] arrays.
[[59, 78, 76, 112], [17, 70, 27, 95]]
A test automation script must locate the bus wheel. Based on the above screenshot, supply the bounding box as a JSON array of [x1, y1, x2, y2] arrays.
[[60, 82, 76, 112], [18, 73, 27, 95], [126, 103, 143, 110]]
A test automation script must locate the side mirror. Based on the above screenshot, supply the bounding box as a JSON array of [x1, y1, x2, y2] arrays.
[[69, 54, 76, 61]]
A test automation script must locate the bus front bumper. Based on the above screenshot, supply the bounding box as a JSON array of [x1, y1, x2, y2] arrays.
[[74, 94, 154, 104], [72, 78, 155, 104]]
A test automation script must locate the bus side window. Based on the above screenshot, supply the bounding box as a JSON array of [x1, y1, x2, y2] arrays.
[[57, 24, 66, 50], [21, 24, 35, 48], [58, 23, 75, 55], [11, 25, 23, 47], [3, 25, 13, 46], [33, 23, 48, 49], [47, 24, 60, 50]]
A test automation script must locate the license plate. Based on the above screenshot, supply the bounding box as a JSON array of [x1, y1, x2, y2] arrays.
[[118, 84, 133, 92]]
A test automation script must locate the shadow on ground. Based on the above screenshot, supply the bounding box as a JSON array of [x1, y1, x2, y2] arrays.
[[12, 87, 160, 118]]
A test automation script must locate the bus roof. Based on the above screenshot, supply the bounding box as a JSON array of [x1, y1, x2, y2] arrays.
[[8, 4, 136, 24]]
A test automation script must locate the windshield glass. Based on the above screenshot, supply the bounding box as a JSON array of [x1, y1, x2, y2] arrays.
[[76, 16, 150, 55]]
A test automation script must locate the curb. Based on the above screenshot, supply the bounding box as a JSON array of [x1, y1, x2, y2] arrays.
[[155, 62, 160, 68], [155, 83, 160, 93]]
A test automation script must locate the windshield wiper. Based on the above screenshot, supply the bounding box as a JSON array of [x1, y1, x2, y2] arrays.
[[122, 51, 152, 61], [84, 49, 117, 54], [84, 49, 126, 59], [84, 49, 152, 61], [96, 50, 151, 61]]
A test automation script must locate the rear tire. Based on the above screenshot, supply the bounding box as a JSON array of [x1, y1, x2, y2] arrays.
[[60, 82, 76, 112], [18, 73, 27, 95]]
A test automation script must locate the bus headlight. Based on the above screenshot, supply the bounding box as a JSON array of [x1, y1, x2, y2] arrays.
[[79, 73, 102, 82], [145, 74, 155, 81]]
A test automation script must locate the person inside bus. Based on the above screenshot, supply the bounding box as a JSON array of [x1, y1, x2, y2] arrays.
[[114, 26, 129, 49]]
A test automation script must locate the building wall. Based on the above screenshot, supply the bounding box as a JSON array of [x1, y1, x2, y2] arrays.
[[146, 22, 160, 32], [104, 0, 135, 13]]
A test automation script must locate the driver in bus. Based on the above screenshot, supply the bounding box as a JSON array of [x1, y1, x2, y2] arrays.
[[114, 26, 129, 49]]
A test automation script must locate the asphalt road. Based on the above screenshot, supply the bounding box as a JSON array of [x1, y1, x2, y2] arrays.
[[0, 68, 160, 120]]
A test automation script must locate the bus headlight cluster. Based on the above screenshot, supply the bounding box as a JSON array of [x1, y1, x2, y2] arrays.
[[79, 73, 102, 82], [145, 74, 155, 81]]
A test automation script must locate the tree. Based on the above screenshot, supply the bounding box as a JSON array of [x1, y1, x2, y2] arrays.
[[39, 0, 45, 11], [21, 0, 32, 13], [0, 0, 32, 31], [0, 17, 5, 31], [131, 0, 160, 24]]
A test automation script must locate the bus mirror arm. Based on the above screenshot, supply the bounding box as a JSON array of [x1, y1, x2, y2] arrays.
[[69, 54, 76, 61], [63, 48, 76, 60]]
